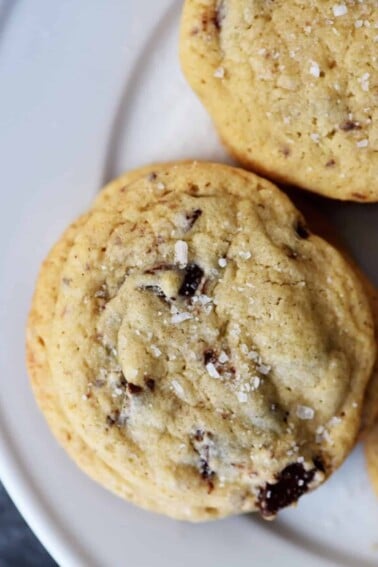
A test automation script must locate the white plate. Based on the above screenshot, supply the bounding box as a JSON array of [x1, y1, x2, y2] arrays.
[[1, 1, 378, 565]]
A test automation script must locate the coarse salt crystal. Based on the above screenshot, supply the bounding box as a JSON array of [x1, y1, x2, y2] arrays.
[[296, 405, 315, 420], [252, 376, 261, 390], [239, 251, 252, 260], [214, 66, 225, 79], [156, 182, 165, 190], [174, 240, 188, 266], [171, 312, 192, 324], [218, 257, 227, 268], [355, 19, 363, 28], [328, 416, 342, 426], [333, 4, 347, 17], [151, 345, 162, 358], [310, 133, 320, 143], [257, 363, 271, 375], [197, 294, 212, 305], [360, 72, 370, 91], [82, 394, 88, 401], [219, 351, 229, 364], [206, 362, 220, 379], [171, 380, 185, 397], [356, 139, 369, 148], [237, 391, 248, 403], [309, 61, 320, 78]]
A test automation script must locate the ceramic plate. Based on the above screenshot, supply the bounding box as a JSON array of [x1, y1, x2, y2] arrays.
[[1, 1, 378, 565]]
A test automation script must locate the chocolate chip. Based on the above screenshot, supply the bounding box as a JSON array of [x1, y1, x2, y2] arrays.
[[204, 349, 217, 365], [119, 374, 127, 388], [145, 378, 155, 391], [194, 429, 205, 442], [313, 456, 325, 472], [257, 463, 315, 517], [185, 208, 202, 230], [179, 263, 204, 297], [128, 383, 143, 395], [339, 120, 361, 132], [295, 221, 310, 239], [106, 410, 120, 427], [200, 458, 215, 480]]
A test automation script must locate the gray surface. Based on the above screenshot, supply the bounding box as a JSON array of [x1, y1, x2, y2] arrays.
[[0, 483, 55, 567]]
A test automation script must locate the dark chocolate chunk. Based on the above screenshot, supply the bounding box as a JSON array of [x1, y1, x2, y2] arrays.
[[204, 349, 217, 365], [145, 378, 156, 391], [339, 120, 361, 132], [313, 456, 325, 472], [178, 264, 204, 297], [185, 208, 202, 230], [295, 221, 310, 239], [257, 463, 315, 517], [199, 458, 215, 480], [128, 383, 143, 395]]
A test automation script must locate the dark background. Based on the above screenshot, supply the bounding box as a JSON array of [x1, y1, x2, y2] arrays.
[[0, 483, 55, 567]]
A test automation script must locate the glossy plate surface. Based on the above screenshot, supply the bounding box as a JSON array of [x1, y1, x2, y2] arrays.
[[0, 1, 377, 565]]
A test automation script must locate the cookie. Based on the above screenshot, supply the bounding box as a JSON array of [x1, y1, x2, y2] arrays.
[[27, 161, 376, 521], [365, 423, 378, 497], [180, 1, 378, 202], [289, 192, 378, 433]]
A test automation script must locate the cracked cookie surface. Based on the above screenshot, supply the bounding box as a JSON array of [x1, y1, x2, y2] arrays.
[[27, 162, 375, 520], [180, 0, 378, 201]]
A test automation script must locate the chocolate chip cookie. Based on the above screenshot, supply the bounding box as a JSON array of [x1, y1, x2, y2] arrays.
[[26, 162, 376, 520], [180, 1, 378, 201]]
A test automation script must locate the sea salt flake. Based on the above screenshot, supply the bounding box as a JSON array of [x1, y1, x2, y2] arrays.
[[309, 61, 320, 78], [171, 312, 192, 324], [329, 416, 342, 426], [359, 72, 370, 92], [219, 351, 229, 364], [171, 380, 185, 397], [257, 363, 271, 375], [206, 362, 220, 379], [174, 240, 188, 266], [151, 344, 162, 358], [236, 391, 248, 403], [218, 257, 227, 268], [333, 4, 347, 17], [356, 139, 369, 148], [251, 376, 261, 390], [296, 405, 315, 420], [214, 66, 225, 79]]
